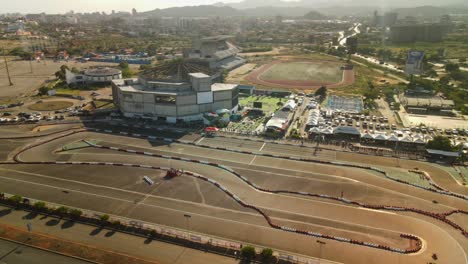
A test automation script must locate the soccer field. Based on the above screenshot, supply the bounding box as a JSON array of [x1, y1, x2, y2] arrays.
[[260, 61, 343, 83]]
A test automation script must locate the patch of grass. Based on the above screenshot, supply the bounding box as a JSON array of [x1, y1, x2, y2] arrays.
[[28, 101, 73, 111], [93, 100, 112, 108], [333, 63, 393, 96], [385, 169, 434, 189], [55, 88, 81, 96], [240, 95, 284, 114], [261, 61, 343, 83], [62, 140, 99, 151]]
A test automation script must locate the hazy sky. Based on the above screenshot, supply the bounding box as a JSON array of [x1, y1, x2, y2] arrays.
[[3, 0, 295, 14]]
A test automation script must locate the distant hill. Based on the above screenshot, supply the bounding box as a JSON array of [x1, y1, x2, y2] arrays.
[[392, 5, 468, 17], [216, 0, 467, 10], [242, 7, 318, 17], [137, 3, 468, 18], [140, 5, 244, 17], [303, 11, 329, 20], [140, 5, 329, 18]]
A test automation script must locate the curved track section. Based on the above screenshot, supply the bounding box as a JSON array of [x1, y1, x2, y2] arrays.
[[9, 139, 422, 254], [4, 127, 468, 255]]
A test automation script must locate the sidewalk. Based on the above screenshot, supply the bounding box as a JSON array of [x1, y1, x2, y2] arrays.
[[0, 206, 238, 264]]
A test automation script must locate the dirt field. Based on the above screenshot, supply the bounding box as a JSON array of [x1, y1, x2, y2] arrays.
[[0, 59, 123, 101]]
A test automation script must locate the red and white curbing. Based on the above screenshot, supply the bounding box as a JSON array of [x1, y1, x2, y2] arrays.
[[9, 136, 426, 254], [7, 128, 468, 249], [87, 127, 468, 202]]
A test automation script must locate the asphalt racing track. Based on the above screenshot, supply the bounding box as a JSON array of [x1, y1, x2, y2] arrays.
[[0, 124, 467, 264]]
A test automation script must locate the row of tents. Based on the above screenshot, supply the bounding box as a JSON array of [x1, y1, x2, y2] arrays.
[[308, 126, 434, 144]]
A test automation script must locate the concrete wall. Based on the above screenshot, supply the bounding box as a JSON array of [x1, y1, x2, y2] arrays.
[[155, 104, 177, 116], [177, 94, 197, 105], [177, 104, 200, 116], [213, 90, 232, 101], [212, 99, 232, 110], [198, 103, 212, 113]]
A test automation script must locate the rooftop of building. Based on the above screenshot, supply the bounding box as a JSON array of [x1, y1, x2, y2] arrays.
[[84, 67, 121, 76], [201, 35, 233, 42], [140, 59, 213, 82], [211, 83, 238, 92]]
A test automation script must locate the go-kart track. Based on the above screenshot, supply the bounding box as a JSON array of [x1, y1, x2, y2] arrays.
[[245, 59, 355, 89], [0, 123, 467, 264]]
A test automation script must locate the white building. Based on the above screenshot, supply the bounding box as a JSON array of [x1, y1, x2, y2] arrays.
[[66, 67, 122, 85]]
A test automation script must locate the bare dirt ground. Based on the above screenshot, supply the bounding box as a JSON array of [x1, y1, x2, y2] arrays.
[[226, 63, 257, 83], [0, 222, 158, 264], [238, 47, 286, 57], [0, 59, 122, 101]]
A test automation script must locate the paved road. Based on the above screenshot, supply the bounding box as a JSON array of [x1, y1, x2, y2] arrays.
[[0, 206, 238, 264], [0, 238, 91, 264]]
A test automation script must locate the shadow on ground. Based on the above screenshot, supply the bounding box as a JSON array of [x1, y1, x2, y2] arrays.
[[90, 227, 103, 236], [61, 220, 75, 229], [0, 209, 12, 217], [46, 219, 60, 226], [22, 212, 38, 220]]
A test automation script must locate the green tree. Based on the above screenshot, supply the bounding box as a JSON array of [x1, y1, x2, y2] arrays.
[[9, 47, 32, 59], [459, 58, 466, 63], [241, 245, 256, 260], [118, 61, 129, 70], [55, 206, 69, 215], [260, 248, 273, 261], [38, 86, 49, 96], [315, 86, 327, 98], [8, 195, 23, 204], [100, 214, 110, 222], [33, 201, 47, 211], [426, 136, 454, 151], [118, 61, 132, 78], [55, 65, 70, 80], [69, 209, 83, 218], [445, 63, 460, 73]]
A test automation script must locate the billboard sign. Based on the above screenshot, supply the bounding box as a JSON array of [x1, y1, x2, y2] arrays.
[[405, 50, 425, 75]]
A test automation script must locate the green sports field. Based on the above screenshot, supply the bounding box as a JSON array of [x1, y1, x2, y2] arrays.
[[260, 61, 343, 83]]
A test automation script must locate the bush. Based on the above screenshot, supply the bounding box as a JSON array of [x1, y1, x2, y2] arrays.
[[241, 245, 256, 260], [100, 214, 110, 222], [261, 248, 273, 260], [8, 195, 23, 204], [69, 209, 83, 218], [38, 86, 49, 96], [55, 206, 69, 215], [33, 201, 47, 210]]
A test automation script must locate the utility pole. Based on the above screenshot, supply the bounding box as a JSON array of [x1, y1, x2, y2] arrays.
[[184, 214, 191, 237], [2, 47, 13, 86], [29, 56, 33, 73], [316, 240, 326, 264]]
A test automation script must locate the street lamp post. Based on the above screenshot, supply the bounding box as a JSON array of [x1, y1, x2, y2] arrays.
[[183, 214, 191, 237], [316, 240, 326, 264]]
